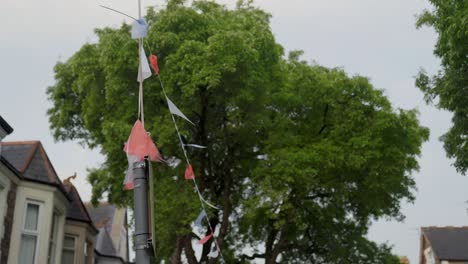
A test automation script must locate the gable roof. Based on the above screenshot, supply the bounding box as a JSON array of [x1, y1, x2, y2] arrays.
[[85, 203, 117, 231], [422, 226, 468, 261], [95, 227, 118, 256], [86, 202, 128, 261], [0, 141, 68, 197]]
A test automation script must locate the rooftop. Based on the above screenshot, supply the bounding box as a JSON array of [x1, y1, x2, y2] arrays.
[[422, 226, 468, 261]]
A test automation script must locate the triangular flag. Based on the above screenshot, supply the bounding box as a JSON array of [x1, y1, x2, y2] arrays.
[[145, 133, 164, 162], [138, 46, 152, 82], [131, 18, 148, 39], [124, 120, 163, 162], [124, 120, 148, 160], [208, 249, 219, 258], [123, 120, 163, 190], [166, 96, 194, 125], [184, 144, 207, 149], [198, 231, 213, 245], [149, 54, 159, 75], [185, 164, 195, 180], [194, 210, 207, 228]]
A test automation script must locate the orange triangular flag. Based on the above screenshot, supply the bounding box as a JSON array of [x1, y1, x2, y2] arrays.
[[149, 54, 159, 75]]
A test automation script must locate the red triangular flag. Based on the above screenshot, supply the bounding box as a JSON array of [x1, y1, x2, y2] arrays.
[[124, 120, 164, 162], [185, 164, 195, 180], [149, 54, 159, 75], [198, 231, 213, 245], [145, 133, 163, 162], [124, 120, 148, 160], [123, 121, 164, 190]]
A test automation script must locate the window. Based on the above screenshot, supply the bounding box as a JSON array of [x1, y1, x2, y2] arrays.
[[47, 213, 59, 264], [84, 241, 92, 264], [19, 202, 41, 264], [62, 235, 76, 264]]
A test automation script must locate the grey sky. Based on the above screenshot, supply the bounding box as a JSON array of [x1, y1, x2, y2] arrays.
[[1, 0, 467, 263]]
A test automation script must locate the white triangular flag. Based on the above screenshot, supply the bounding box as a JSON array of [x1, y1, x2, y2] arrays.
[[137, 46, 151, 82], [131, 18, 148, 39], [194, 210, 207, 228], [165, 96, 194, 125], [184, 144, 207, 149], [208, 249, 219, 258]]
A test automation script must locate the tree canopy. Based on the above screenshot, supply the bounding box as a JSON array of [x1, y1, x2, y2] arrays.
[[47, 1, 429, 263], [416, 0, 468, 173]]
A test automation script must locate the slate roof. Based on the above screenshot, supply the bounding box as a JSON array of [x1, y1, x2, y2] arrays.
[[0, 115, 13, 135], [86, 203, 125, 260], [422, 226, 468, 261], [95, 227, 118, 257], [86, 203, 117, 231], [0, 141, 68, 196], [63, 178, 96, 230]]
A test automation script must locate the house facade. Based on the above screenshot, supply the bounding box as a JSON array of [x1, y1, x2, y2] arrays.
[[420, 226, 468, 264], [0, 115, 130, 264], [0, 115, 17, 264]]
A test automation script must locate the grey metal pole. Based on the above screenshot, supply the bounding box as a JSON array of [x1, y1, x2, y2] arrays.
[[133, 160, 151, 264]]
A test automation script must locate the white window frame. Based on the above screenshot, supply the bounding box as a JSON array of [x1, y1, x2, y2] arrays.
[[84, 240, 92, 264], [19, 200, 42, 264], [47, 211, 59, 264], [62, 234, 77, 264]]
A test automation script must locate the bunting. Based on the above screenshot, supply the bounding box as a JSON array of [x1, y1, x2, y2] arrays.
[[208, 248, 219, 258], [166, 96, 195, 125], [198, 231, 213, 245], [149, 54, 159, 75], [138, 46, 152, 82], [131, 18, 148, 39], [156, 72, 225, 261], [184, 144, 207, 149], [184, 164, 195, 180], [194, 210, 207, 228], [101, 3, 225, 262], [123, 120, 163, 189]]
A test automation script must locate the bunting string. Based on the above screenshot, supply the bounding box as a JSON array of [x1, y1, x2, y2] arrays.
[[104, 3, 226, 259], [156, 74, 225, 262], [138, 39, 144, 126]]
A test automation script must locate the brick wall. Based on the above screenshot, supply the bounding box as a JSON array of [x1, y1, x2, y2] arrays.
[[0, 183, 17, 263]]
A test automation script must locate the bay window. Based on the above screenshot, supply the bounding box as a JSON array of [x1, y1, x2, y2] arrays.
[[19, 201, 41, 264]]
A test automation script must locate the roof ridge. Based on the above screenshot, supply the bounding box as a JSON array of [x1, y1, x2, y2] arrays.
[[21, 141, 40, 172], [422, 226, 468, 229], [0, 140, 40, 145]]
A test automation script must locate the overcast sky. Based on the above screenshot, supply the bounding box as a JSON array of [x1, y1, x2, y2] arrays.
[[1, 0, 467, 263]]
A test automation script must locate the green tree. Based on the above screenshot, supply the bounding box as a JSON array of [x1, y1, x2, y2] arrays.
[[47, 1, 428, 263], [416, 0, 468, 173]]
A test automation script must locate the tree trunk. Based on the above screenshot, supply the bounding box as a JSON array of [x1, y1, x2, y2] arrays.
[[184, 235, 198, 264], [170, 235, 184, 264]]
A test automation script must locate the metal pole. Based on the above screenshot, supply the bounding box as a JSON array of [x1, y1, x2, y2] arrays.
[[133, 161, 151, 264]]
